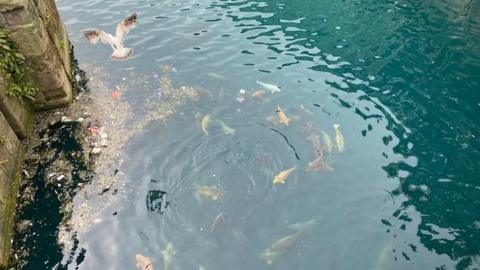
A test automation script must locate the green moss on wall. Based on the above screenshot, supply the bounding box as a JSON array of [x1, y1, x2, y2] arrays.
[[0, 29, 37, 101], [0, 135, 8, 145], [0, 147, 23, 269]]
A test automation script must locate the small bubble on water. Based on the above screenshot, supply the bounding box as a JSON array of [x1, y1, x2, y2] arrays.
[[408, 184, 418, 191], [419, 184, 430, 194], [335, 26, 341, 30], [407, 142, 413, 149]]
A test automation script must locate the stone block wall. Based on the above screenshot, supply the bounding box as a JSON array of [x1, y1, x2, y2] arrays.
[[0, 75, 32, 139], [0, 110, 22, 268], [0, 0, 72, 267], [0, 0, 72, 110]]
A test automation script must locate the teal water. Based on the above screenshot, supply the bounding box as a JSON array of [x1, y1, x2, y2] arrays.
[[15, 0, 480, 269]]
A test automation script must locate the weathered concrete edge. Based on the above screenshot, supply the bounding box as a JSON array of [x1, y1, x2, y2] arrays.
[[0, 0, 73, 266], [0, 74, 33, 139], [0, 0, 73, 110]]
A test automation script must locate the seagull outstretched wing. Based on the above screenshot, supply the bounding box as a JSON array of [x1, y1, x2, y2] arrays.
[[116, 13, 137, 42], [82, 29, 115, 48]]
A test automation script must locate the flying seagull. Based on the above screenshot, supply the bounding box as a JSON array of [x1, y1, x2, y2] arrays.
[[82, 13, 137, 61]]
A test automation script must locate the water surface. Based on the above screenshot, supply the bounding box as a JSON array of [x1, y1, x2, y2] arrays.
[[18, 0, 480, 269]]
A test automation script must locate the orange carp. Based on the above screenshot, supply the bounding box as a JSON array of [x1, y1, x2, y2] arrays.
[[273, 167, 296, 185], [135, 254, 154, 270], [196, 185, 223, 201], [306, 147, 333, 172], [276, 105, 290, 125]]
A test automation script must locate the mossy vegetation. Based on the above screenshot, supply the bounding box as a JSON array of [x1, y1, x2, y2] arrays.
[[0, 29, 37, 100], [0, 135, 8, 145]]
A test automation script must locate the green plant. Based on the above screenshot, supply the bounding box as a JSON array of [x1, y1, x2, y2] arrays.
[[0, 28, 37, 100], [0, 135, 8, 144]]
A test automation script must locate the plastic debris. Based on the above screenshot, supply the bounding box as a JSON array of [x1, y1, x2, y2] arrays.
[[61, 116, 74, 123], [88, 127, 100, 135], [111, 90, 122, 99], [237, 89, 246, 103], [99, 127, 108, 147]]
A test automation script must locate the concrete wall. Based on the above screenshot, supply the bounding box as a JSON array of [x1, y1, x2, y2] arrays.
[[0, 0, 72, 110], [0, 109, 22, 268], [0, 75, 33, 139], [0, 0, 72, 267]]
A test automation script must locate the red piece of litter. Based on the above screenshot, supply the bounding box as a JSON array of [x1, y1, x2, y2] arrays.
[[88, 127, 99, 135], [111, 90, 121, 99]]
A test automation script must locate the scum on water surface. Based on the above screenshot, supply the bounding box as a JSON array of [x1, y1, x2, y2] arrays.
[[9, 59, 201, 268]]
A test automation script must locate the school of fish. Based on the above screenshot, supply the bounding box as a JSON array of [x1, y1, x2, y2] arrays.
[[133, 78, 347, 268]]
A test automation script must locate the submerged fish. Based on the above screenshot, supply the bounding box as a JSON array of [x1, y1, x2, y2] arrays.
[[260, 248, 278, 265], [237, 89, 246, 103], [299, 105, 315, 117], [306, 133, 323, 157], [256, 80, 281, 93], [321, 130, 334, 154], [251, 90, 267, 98], [276, 105, 290, 125], [266, 115, 280, 126], [260, 219, 316, 265], [197, 185, 223, 201], [210, 212, 226, 233], [273, 167, 296, 185], [306, 147, 333, 172], [218, 120, 235, 135], [207, 72, 224, 79], [286, 218, 316, 231], [270, 232, 300, 251], [201, 115, 212, 135], [374, 241, 393, 270], [303, 122, 314, 136], [135, 254, 154, 270], [162, 242, 175, 270], [333, 124, 345, 152], [289, 114, 302, 121]]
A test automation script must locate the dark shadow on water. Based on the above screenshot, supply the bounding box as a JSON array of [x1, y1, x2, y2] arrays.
[[9, 49, 92, 269], [146, 188, 170, 215], [11, 122, 91, 269]]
